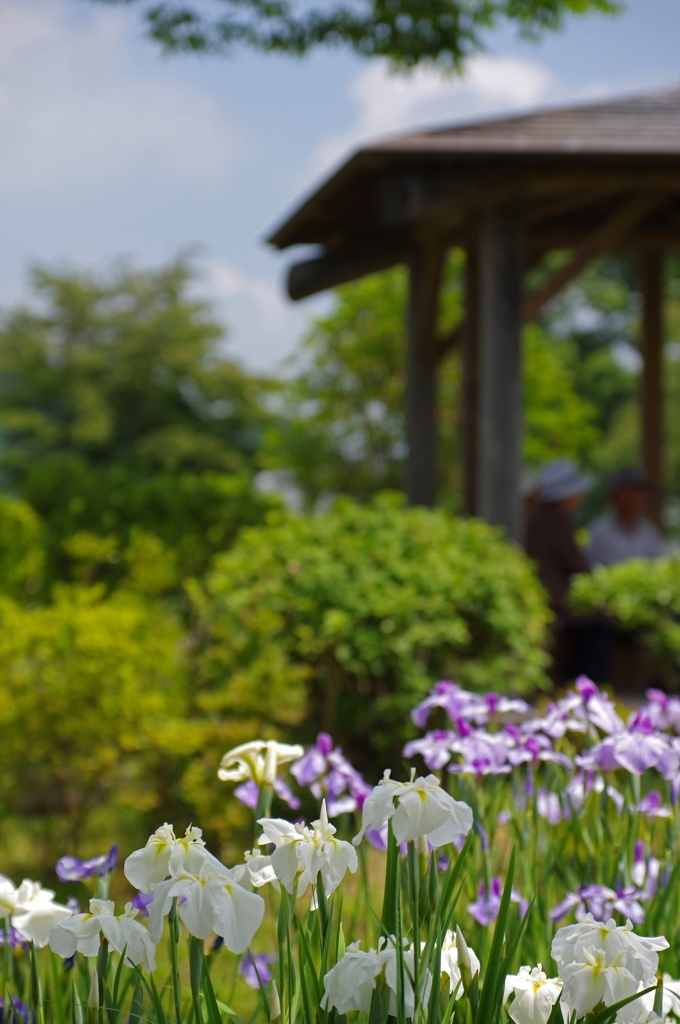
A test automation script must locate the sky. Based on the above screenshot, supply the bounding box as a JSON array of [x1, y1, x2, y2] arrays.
[[1, 0, 679, 372]]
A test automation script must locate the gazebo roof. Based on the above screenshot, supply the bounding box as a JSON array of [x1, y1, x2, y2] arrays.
[[269, 87, 680, 253]]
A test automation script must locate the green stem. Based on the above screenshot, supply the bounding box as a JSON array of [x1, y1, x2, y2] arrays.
[[168, 899, 183, 1024]]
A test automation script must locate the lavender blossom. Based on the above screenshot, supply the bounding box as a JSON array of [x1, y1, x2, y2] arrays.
[[55, 844, 118, 885], [0, 996, 32, 1024], [468, 877, 528, 926], [131, 890, 155, 919], [290, 734, 370, 815], [234, 776, 301, 811], [402, 730, 457, 771], [240, 952, 277, 989]]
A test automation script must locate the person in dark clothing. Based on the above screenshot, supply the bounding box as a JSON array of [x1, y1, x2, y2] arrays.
[[527, 460, 613, 683]]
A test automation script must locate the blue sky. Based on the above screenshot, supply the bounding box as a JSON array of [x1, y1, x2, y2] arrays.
[[1, 0, 679, 370]]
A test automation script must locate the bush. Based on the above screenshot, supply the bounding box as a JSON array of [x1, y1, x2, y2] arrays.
[[0, 585, 199, 877], [571, 556, 680, 685], [191, 496, 552, 777], [0, 494, 44, 598]]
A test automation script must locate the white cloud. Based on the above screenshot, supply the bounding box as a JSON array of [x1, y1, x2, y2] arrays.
[[198, 259, 327, 371], [0, 0, 249, 195], [308, 53, 559, 181]]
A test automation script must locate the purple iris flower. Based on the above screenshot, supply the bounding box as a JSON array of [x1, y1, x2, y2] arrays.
[[240, 952, 277, 989], [403, 730, 457, 770], [644, 688, 680, 732], [448, 729, 513, 777], [0, 996, 32, 1024], [290, 734, 333, 786], [468, 877, 528, 926], [131, 891, 155, 918], [0, 928, 26, 950], [235, 779, 260, 809], [630, 790, 672, 819], [55, 844, 118, 884], [290, 734, 370, 814], [234, 776, 301, 811], [536, 789, 561, 825]]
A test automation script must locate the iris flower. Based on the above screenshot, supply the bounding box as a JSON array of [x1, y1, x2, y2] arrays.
[[218, 741, 304, 788], [148, 846, 265, 953], [258, 801, 357, 898], [49, 899, 156, 973], [503, 965, 562, 1024], [0, 876, 72, 948], [321, 937, 427, 1016], [353, 771, 473, 847]]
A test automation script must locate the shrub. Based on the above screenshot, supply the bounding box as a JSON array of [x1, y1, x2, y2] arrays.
[[191, 496, 551, 776], [571, 556, 680, 685], [0, 585, 198, 876], [0, 493, 44, 598]]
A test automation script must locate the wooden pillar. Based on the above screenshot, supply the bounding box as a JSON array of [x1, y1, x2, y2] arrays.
[[640, 248, 665, 528], [462, 237, 480, 515], [476, 206, 524, 541], [405, 240, 445, 506]]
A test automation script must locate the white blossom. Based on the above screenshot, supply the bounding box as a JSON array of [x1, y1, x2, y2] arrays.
[[503, 965, 562, 1024], [124, 824, 219, 893], [321, 937, 428, 1017], [560, 948, 640, 1017], [231, 850, 280, 892], [353, 771, 473, 847], [148, 846, 264, 953], [258, 801, 357, 898], [218, 741, 304, 787], [439, 929, 480, 996], [0, 877, 72, 948], [49, 899, 156, 973], [552, 914, 668, 989]]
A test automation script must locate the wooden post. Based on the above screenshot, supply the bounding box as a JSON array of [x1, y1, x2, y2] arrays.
[[476, 206, 524, 541], [405, 241, 445, 506], [640, 248, 665, 528], [462, 237, 480, 515]]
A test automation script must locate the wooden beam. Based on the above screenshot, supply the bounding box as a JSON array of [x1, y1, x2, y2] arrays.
[[462, 239, 480, 516], [641, 248, 665, 528], [405, 240, 446, 507], [286, 235, 408, 300], [477, 206, 524, 541], [523, 191, 663, 322]]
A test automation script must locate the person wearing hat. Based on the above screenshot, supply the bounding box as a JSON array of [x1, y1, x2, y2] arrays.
[[526, 459, 615, 682], [587, 468, 665, 567], [526, 459, 593, 625]]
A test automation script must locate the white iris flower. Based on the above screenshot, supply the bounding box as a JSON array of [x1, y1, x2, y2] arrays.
[[353, 771, 473, 847], [148, 847, 265, 953], [0, 876, 72, 948], [258, 801, 357, 898], [218, 741, 304, 787], [503, 965, 562, 1024], [552, 914, 668, 989], [49, 899, 156, 973], [124, 823, 218, 893], [439, 929, 480, 996], [231, 850, 280, 892], [321, 937, 428, 1016]]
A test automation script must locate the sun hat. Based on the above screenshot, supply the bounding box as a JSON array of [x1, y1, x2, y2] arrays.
[[608, 467, 649, 493], [537, 459, 594, 504]]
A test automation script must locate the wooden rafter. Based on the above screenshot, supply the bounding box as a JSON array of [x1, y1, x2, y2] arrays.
[[523, 191, 665, 322]]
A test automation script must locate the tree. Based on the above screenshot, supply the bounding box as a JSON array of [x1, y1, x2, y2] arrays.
[[0, 259, 275, 575], [87, 0, 618, 66]]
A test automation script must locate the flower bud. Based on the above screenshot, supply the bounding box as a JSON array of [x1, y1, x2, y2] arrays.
[[269, 980, 281, 1021], [456, 926, 474, 993]]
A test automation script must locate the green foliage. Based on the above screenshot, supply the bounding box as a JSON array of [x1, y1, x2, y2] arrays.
[[522, 323, 600, 467], [0, 494, 44, 599], [192, 496, 552, 778], [268, 264, 601, 507], [570, 556, 680, 685], [0, 260, 275, 577], [89, 0, 619, 66], [265, 261, 463, 506], [0, 585, 194, 876]]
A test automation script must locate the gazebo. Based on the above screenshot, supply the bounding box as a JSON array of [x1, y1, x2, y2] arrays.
[[268, 88, 680, 540]]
